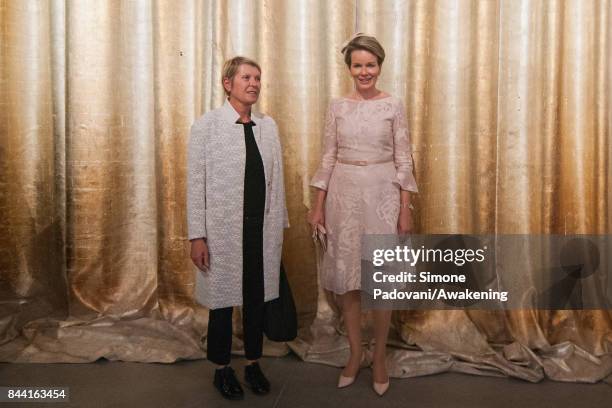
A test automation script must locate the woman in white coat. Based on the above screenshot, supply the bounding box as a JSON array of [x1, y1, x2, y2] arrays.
[[187, 56, 288, 400]]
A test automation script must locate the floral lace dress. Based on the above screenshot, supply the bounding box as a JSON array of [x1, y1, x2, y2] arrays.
[[310, 96, 418, 295]]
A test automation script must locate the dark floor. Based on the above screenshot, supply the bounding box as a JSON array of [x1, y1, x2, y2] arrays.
[[1, 353, 611, 408]]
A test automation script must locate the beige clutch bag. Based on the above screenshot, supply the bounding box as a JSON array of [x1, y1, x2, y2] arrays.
[[312, 224, 327, 252]]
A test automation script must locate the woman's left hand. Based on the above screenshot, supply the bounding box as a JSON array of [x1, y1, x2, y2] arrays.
[[397, 208, 413, 235]]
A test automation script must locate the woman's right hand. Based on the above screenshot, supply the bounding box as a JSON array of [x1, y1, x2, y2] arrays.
[[307, 207, 325, 231], [308, 189, 327, 230], [190, 238, 209, 273]]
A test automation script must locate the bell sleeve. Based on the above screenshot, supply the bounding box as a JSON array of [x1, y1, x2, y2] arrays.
[[392, 100, 418, 192], [309, 103, 338, 191]]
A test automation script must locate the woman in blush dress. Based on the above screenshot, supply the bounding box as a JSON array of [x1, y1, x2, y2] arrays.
[[308, 34, 418, 396]]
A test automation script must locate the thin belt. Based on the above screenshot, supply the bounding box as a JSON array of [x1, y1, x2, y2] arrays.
[[337, 158, 393, 166]]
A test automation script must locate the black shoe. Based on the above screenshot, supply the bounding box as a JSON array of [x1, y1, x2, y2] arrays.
[[213, 366, 244, 400], [244, 362, 271, 395]]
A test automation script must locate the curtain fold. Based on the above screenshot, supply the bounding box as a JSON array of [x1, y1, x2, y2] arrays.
[[0, 0, 610, 382]]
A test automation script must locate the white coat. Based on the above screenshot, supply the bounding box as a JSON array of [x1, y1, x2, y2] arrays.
[[187, 99, 288, 309]]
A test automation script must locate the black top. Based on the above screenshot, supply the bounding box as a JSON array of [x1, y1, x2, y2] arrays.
[[239, 120, 266, 218]]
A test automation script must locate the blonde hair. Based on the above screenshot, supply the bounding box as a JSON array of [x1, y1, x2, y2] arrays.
[[221, 56, 261, 96], [341, 35, 385, 67]]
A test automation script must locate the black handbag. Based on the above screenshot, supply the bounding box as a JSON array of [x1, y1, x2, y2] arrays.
[[263, 262, 297, 342]]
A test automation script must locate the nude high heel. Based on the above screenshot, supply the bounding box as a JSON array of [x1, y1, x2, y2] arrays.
[[372, 380, 389, 396], [337, 373, 356, 388], [370, 350, 389, 396], [337, 351, 368, 388]]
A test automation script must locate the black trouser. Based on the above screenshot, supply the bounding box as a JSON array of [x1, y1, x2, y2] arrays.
[[207, 216, 265, 366]]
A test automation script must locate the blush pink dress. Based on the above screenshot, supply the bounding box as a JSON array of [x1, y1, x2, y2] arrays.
[[310, 96, 418, 295]]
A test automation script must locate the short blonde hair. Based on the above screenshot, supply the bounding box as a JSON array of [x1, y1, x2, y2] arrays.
[[341, 35, 385, 67], [221, 56, 261, 96]]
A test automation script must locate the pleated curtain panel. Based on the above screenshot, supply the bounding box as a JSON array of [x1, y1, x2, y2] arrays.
[[1, 0, 611, 383]]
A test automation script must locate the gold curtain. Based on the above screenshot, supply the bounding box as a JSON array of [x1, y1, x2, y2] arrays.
[[0, 0, 610, 381]]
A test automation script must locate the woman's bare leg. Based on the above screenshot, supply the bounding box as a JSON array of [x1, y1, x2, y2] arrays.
[[371, 310, 392, 383], [338, 290, 362, 377]]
